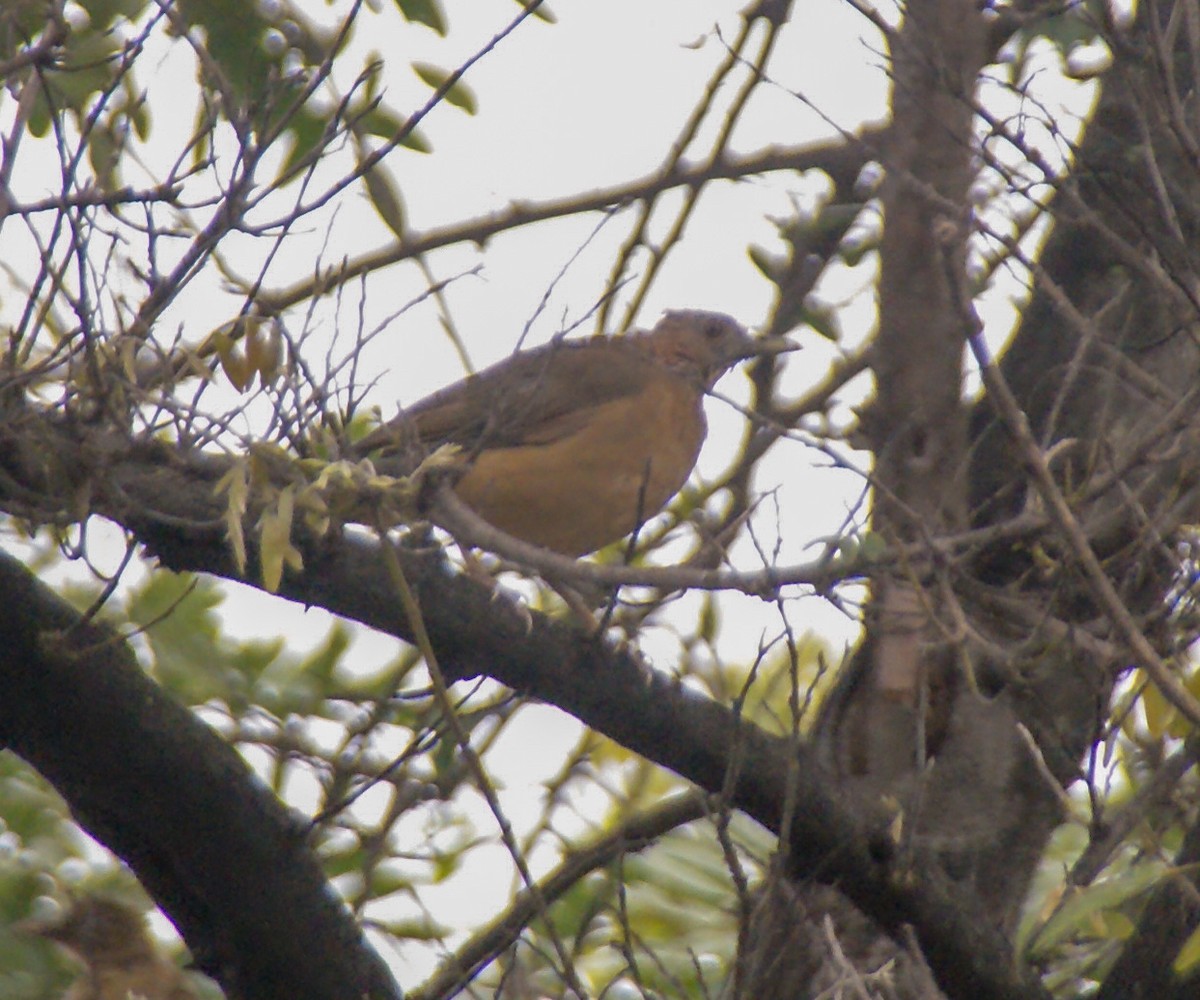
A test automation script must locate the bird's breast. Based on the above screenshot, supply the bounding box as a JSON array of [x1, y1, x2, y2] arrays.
[[452, 377, 707, 556]]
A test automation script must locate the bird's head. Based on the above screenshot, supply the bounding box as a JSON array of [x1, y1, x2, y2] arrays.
[[648, 310, 796, 387]]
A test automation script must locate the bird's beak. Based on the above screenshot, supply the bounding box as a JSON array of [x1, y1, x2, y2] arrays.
[[748, 335, 800, 359]]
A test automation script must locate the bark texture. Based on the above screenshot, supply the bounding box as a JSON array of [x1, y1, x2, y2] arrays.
[[775, 2, 1200, 996]]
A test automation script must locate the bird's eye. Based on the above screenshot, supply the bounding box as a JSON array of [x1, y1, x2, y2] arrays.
[[705, 320, 727, 339]]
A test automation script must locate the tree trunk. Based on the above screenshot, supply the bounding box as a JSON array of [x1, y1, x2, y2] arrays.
[[747, 0, 1200, 995]]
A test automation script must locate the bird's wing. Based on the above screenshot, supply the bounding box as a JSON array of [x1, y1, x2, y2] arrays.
[[405, 337, 659, 450]]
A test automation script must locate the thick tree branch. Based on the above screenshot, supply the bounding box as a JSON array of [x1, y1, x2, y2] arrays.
[[0, 549, 401, 1000], [0, 411, 1051, 1000]]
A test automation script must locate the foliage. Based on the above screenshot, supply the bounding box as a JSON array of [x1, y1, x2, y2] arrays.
[[4, 1, 1200, 999]]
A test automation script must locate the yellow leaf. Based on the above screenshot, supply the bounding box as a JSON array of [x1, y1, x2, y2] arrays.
[[214, 459, 249, 575], [246, 317, 284, 383], [208, 317, 264, 391], [1116, 682, 1142, 741], [1175, 920, 1200, 975], [1141, 678, 1176, 740], [208, 324, 234, 360], [297, 484, 330, 537], [258, 485, 303, 593], [219, 346, 253, 391], [119, 339, 139, 382], [247, 442, 295, 488]]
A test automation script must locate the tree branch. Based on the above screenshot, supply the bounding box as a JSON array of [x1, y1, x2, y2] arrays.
[[0, 415, 1053, 1000], [254, 137, 879, 314], [0, 548, 402, 1000]]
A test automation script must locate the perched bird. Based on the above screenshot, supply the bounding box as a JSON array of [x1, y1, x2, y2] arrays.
[[19, 896, 199, 1000], [358, 310, 794, 556]]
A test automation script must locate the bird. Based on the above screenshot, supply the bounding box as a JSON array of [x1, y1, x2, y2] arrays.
[[18, 895, 199, 1000], [356, 310, 794, 557]]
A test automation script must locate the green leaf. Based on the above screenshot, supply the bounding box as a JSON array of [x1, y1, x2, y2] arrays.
[[697, 594, 719, 644], [0, 0, 56, 58], [358, 106, 432, 154], [369, 863, 415, 898], [125, 572, 232, 704], [83, 0, 149, 32], [1026, 863, 1166, 958], [748, 245, 785, 283], [43, 29, 124, 113], [362, 161, 406, 239], [176, 0, 275, 110], [432, 848, 464, 884], [372, 916, 449, 940], [127, 97, 151, 141], [394, 0, 447, 35], [87, 125, 121, 191], [0, 761, 74, 846], [320, 842, 366, 879], [413, 63, 478, 115], [801, 299, 842, 342], [516, 0, 558, 23], [297, 624, 352, 692], [278, 107, 330, 179]]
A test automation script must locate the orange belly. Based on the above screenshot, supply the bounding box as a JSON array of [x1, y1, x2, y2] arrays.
[[452, 381, 706, 556]]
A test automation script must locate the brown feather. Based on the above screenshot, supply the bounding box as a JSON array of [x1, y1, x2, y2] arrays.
[[353, 310, 791, 555]]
